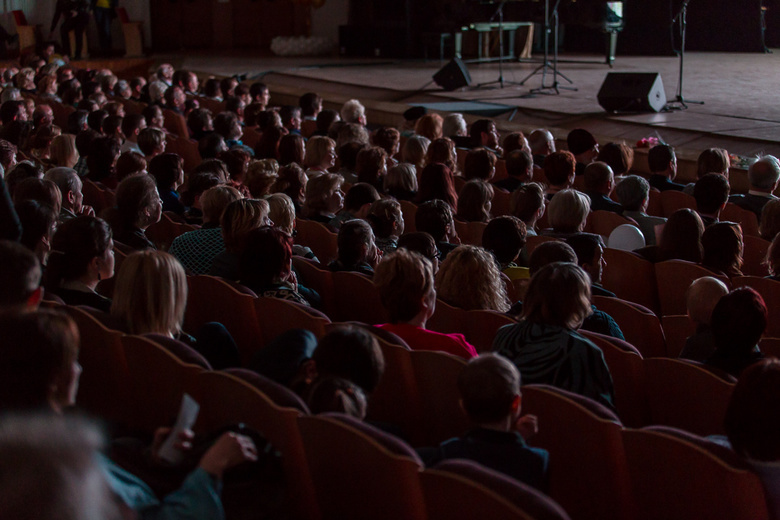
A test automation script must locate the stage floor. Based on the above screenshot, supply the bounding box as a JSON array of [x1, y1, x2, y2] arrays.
[[162, 49, 780, 158]]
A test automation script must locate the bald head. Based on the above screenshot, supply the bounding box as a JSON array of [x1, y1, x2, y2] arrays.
[[528, 129, 555, 156], [686, 276, 729, 325]]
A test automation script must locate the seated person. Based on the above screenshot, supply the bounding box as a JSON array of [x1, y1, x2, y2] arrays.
[[679, 276, 728, 362], [170, 186, 242, 275], [15, 199, 58, 267], [528, 129, 555, 169], [148, 153, 186, 215], [463, 148, 496, 181], [328, 219, 380, 276], [328, 182, 380, 232], [267, 193, 317, 261], [566, 128, 599, 176], [482, 216, 529, 281], [566, 233, 615, 297], [356, 146, 388, 192], [693, 173, 730, 228], [493, 148, 533, 193], [45, 216, 114, 312], [583, 162, 622, 214], [105, 174, 161, 251], [302, 173, 343, 226], [239, 226, 312, 306], [542, 189, 590, 240], [596, 142, 633, 176], [44, 167, 94, 222], [209, 198, 270, 280], [437, 245, 511, 313], [683, 148, 730, 195], [724, 358, 780, 520], [0, 308, 257, 518], [415, 199, 460, 260], [469, 119, 502, 157], [373, 249, 477, 359], [648, 144, 685, 192], [306, 376, 368, 418], [384, 162, 418, 201], [706, 287, 766, 378], [456, 180, 493, 223], [0, 239, 42, 310], [616, 175, 666, 246], [511, 182, 546, 237], [543, 151, 576, 200], [367, 199, 404, 254], [701, 222, 744, 278], [729, 155, 780, 222], [397, 231, 440, 273], [494, 261, 616, 409], [418, 354, 549, 491]]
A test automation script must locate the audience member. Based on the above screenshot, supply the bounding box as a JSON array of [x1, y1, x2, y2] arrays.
[[543, 150, 576, 199], [543, 189, 590, 238], [415, 199, 460, 259], [616, 175, 666, 245], [457, 180, 493, 223], [729, 155, 780, 221], [701, 221, 743, 277], [367, 198, 404, 254], [648, 144, 685, 192], [566, 128, 598, 176], [436, 245, 510, 312], [329, 219, 380, 276], [706, 287, 766, 378], [384, 162, 418, 201], [679, 276, 729, 362], [583, 161, 622, 214], [494, 148, 533, 193], [210, 198, 270, 279]]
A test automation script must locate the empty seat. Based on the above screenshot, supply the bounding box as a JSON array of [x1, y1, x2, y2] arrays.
[[592, 295, 666, 358], [655, 260, 730, 316], [661, 314, 696, 358], [295, 219, 338, 264], [602, 248, 659, 313]]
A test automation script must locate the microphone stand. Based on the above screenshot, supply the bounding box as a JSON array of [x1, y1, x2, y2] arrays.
[[477, 0, 523, 89], [664, 0, 703, 110], [519, 0, 576, 95]]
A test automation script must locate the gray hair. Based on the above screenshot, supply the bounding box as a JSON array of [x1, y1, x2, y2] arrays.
[[749, 155, 780, 191], [442, 113, 467, 138], [616, 174, 650, 211]]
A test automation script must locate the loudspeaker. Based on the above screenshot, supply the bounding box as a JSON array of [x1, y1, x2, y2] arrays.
[[433, 57, 472, 91], [597, 72, 667, 113]]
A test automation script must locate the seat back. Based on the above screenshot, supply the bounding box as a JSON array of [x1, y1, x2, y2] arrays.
[[733, 275, 780, 337], [661, 314, 696, 358], [592, 296, 666, 358], [194, 370, 319, 520], [422, 460, 572, 520], [643, 357, 736, 436], [646, 188, 663, 217], [162, 108, 189, 138], [295, 219, 338, 264], [655, 260, 730, 316], [185, 275, 263, 365], [524, 234, 560, 257], [585, 210, 634, 238], [465, 309, 517, 353], [453, 220, 488, 246], [330, 270, 388, 324], [400, 199, 418, 233], [298, 414, 427, 520], [660, 189, 696, 218], [82, 178, 115, 214], [292, 256, 335, 316], [254, 296, 330, 347], [623, 426, 769, 520], [521, 385, 634, 520], [491, 186, 512, 216], [166, 135, 201, 174], [427, 298, 468, 338], [145, 212, 198, 251], [65, 306, 131, 425], [409, 349, 469, 445], [579, 330, 649, 428], [117, 6, 131, 23], [122, 334, 205, 433], [742, 235, 770, 277], [300, 119, 318, 139], [602, 248, 659, 313], [721, 202, 760, 237]]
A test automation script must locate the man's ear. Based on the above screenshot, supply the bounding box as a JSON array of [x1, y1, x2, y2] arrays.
[[512, 394, 522, 414], [67, 189, 77, 207], [27, 287, 42, 309]]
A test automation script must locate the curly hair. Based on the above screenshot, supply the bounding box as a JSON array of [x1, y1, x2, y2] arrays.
[[435, 245, 510, 312]]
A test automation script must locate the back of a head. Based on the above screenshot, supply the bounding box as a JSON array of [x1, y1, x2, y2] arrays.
[[415, 199, 452, 242], [566, 233, 603, 268], [111, 250, 187, 335], [725, 359, 780, 462], [201, 185, 242, 224], [659, 208, 704, 262], [239, 226, 291, 291], [686, 276, 729, 326], [220, 198, 268, 252], [528, 129, 553, 155], [374, 248, 434, 323], [701, 221, 743, 276], [583, 162, 613, 193], [505, 148, 533, 179], [528, 241, 577, 276], [648, 144, 675, 173], [694, 173, 730, 214], [544, 151, 576, 187], [464, 148, 496, 181], [337, 219, 373, 265], [511, 182, 545, 223], [458, 353, 520, 424], [436, 245, 509, 312], [566, 128, 597, 156], [547, 189, 590, 233], [469, 119, 493, 144], [0, 414, 118, 520], [523, 262, 592, 329], [748, 156, 780, 191], [312, 325, 385, 393], [483, 216, 527, 265], [344, 182, 380, 213], [615, 175, 649, 212], [0, 240, 41, 309], [397, 232, 438, 263], [697, 148, 730, 178], [711, 287, 767, 355], [597, 142, 633, 175], [0, 309, 79, 411], [306, 376, 368, 419]]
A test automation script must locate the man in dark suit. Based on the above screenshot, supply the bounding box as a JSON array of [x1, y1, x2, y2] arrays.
[[583, 161, 623, 214], [648, 143, 686, 192], [728, 155, 780, 222]]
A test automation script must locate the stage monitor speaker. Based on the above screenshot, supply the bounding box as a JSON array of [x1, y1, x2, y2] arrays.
[[433, 57, 472, 91], [597, 72, 667, 113]]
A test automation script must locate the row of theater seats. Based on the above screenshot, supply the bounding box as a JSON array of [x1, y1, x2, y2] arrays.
[[50, 296, 769, 520]]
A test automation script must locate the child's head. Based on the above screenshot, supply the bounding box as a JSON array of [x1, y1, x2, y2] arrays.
[[458, 354, 521, 425]]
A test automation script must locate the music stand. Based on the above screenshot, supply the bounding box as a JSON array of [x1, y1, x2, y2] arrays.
[[476, 0, 524, 89], [519, 0, 576, 95], [664, 0, 703, 110]]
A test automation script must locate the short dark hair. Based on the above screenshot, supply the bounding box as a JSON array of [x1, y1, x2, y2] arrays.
[[0, 240, 41, 308], [317, 109, 340, 135], [312, 326, 385, 393], [415, 199, 453, 242], [148, 153, 183, 191], [66, 110, 89, 135], [482, 216, 527, 264], [544, 151, 576, 186], [86, 137, 121, 182], [566, 233, 604, 268], [249, 82, 268, 100], [239, 227, 293, 291], [279, 105, 301, 127], [337, 142, 365, 171], [337, 219, 373, 265], [343, 182, 380, 212], [121, 114, 145, 137], [86, 109, 107, 133], [299, 92, 322, 117], [469, 119, 494, 145], [464, 148, 496, 181], [648, 144, 675, 173], [528, 241, 577, 276], [566, 128, 597, 156], [693, 173, 730, 214], [506, 148, 533, 179], [458, 354, 520, 423]]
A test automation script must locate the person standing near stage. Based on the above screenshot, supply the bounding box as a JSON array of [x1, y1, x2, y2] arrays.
[[49, 0, 90, 60], [91, 0, 117, 55]]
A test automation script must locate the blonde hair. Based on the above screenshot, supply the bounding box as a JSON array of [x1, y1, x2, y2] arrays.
[[220, 198, 269, 252], [385, 162, 418, 194], [304, 136, 336, 169], [547, 189, 590, 233], [415, 114, 443, 141], [267, 193, 296, 235], [303, 172, 342, 217], [374, 249, 434, 322], [402, 136, 430, 172], [200, 185, 242, 224], [245, 159, 279, 198], [111, 251, 187, 335], [50, 134, 78, 168], [436, 245, 510, 312], [523, 262, 592, 329]]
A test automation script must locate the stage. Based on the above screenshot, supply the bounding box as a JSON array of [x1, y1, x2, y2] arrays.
[[161, 48, 780, 162]]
